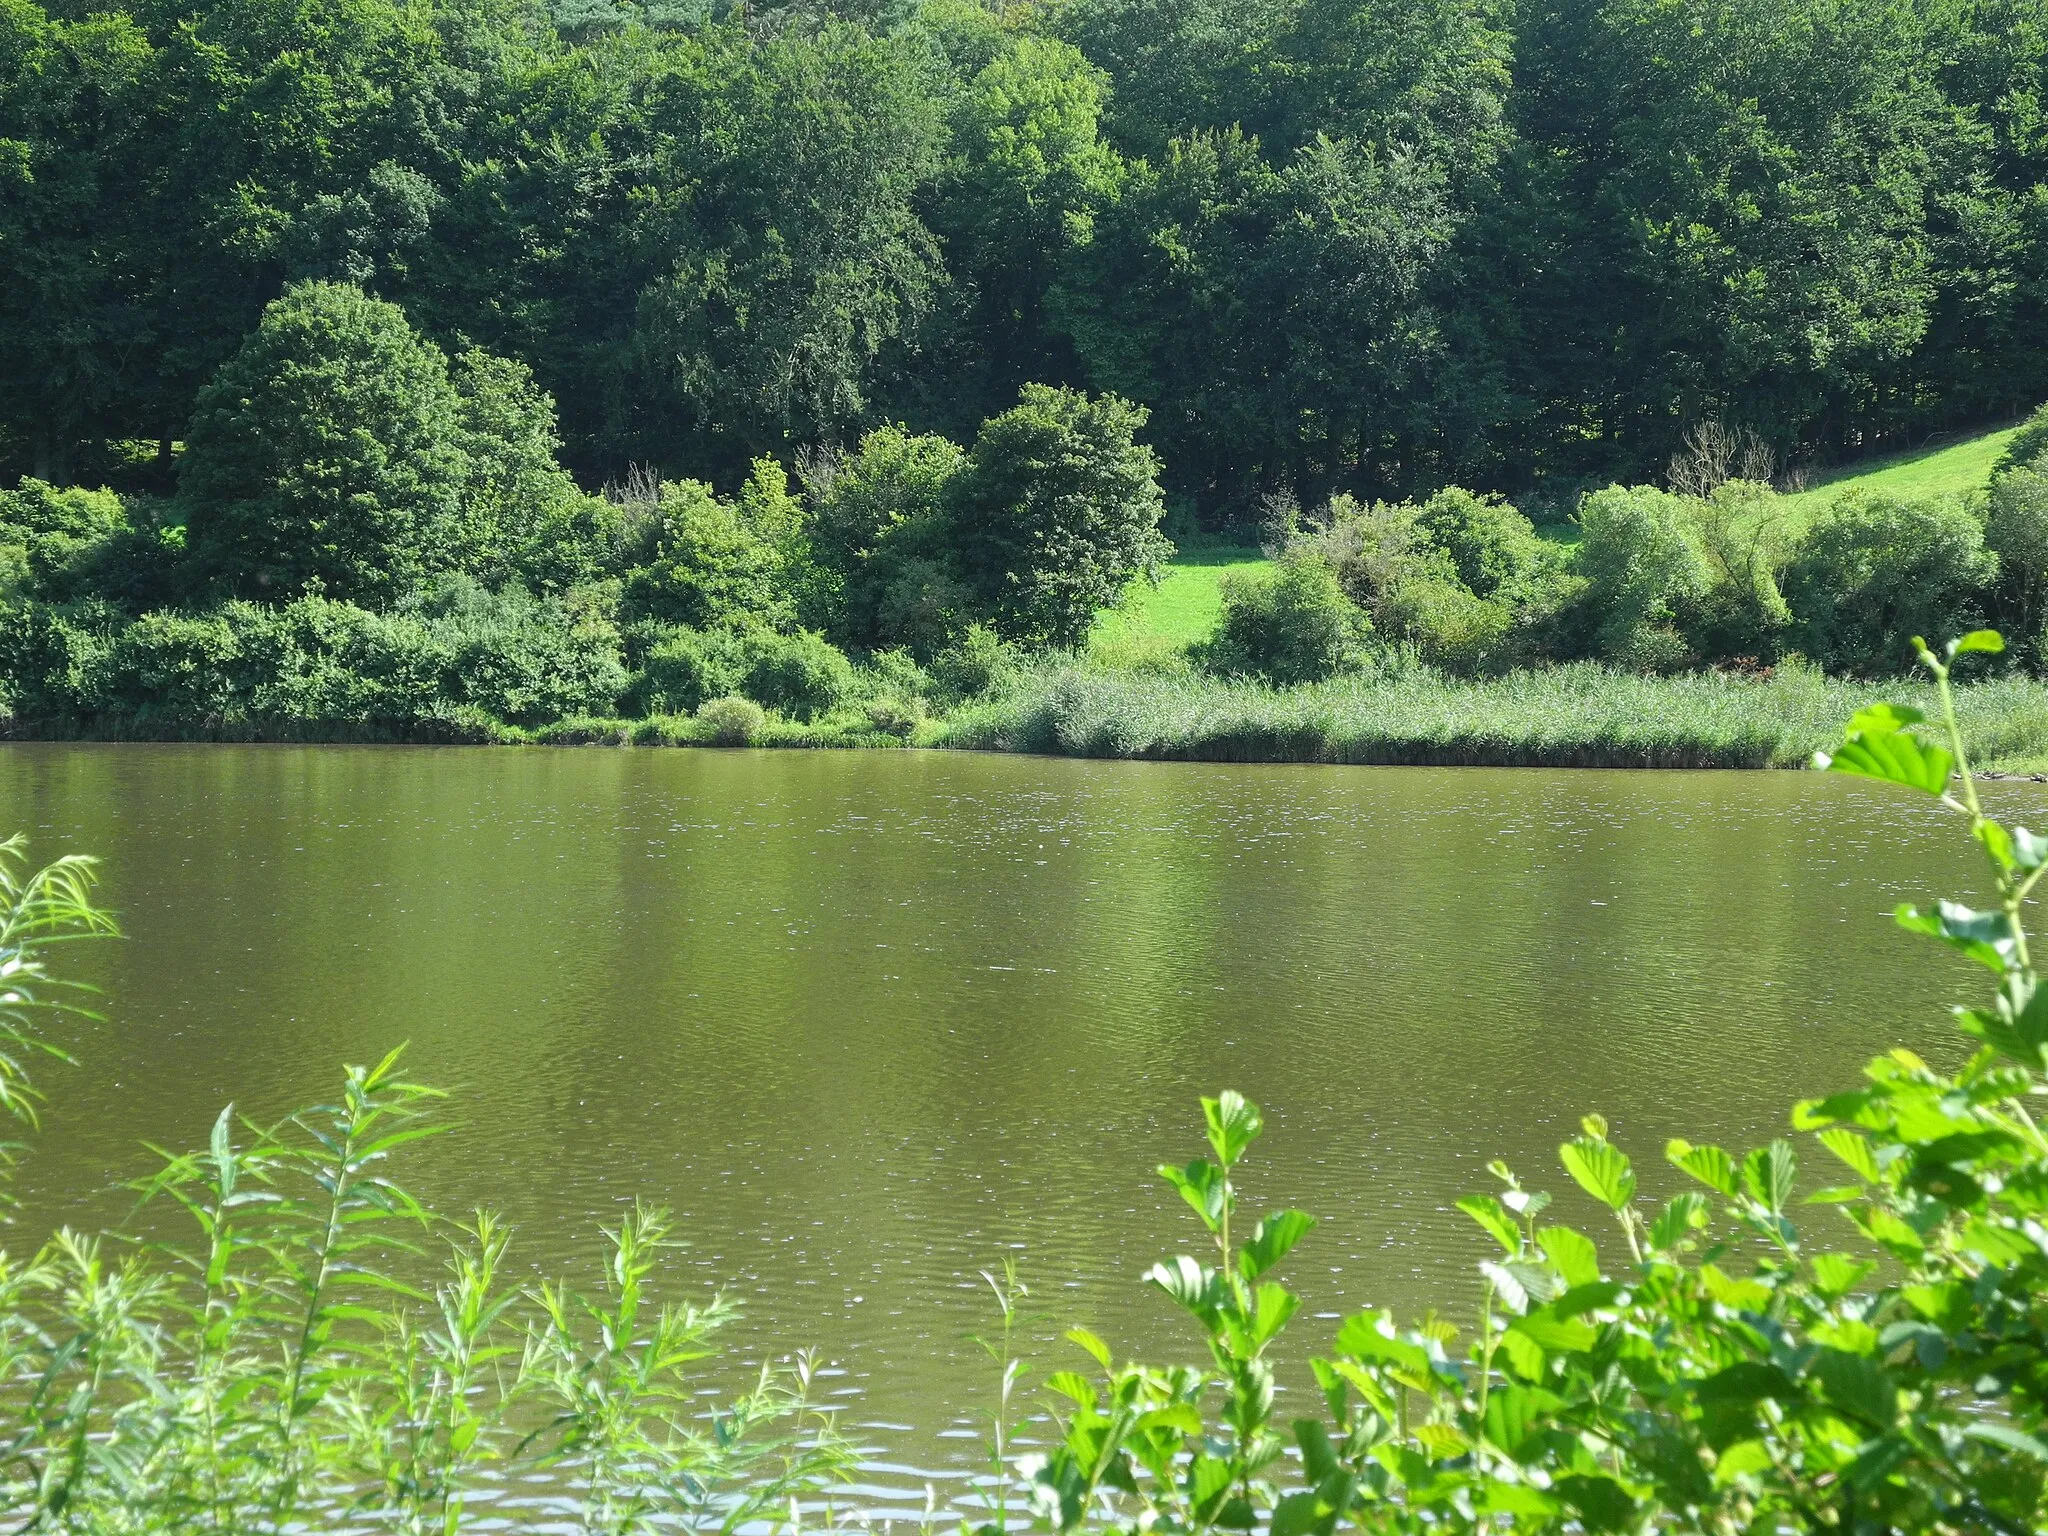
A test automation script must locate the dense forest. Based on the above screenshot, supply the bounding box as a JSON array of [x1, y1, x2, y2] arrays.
[[2, 0, 2047, 744], [2, 0, 2044, 509]]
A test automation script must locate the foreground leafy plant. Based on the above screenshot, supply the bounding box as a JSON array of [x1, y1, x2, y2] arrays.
[[1017, 628, 2048, 1533], [0, 864, 848, 1534]]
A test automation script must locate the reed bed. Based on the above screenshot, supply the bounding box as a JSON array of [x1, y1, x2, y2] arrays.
[[931, 662, 2048, 772]]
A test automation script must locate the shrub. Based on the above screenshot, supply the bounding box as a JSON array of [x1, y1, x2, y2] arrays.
[[696, 693, 766, 744], [1377, 573, 1514, 671], [0, 479, 125, 603], [244, 597, 446, 722], [929, 622, 1022, 702], [94, 610, 251, 722], [398, 579, 628, 725], [1206, 553, 1369, 684], [1784, 489, 1997, 675], [951, 384, 1171, 647], [864, 694, 925, 735], [0, 480, 184, 610], [1573, 484, 1710, 667], [1412, 486, 1548, 601], [809, 427, 970, 651], [0, 599, 117, 717], [635, 626, 746, 716], [1685, 479, 1794, 661], [181, 282, 472, 605], [1997, 398, 2048, 475], [621, 479, 794, 631], [1986, 464, 2048, 662], [1301, 495, 1534, 673], [736, 627, 853, 720], [632, 624, 851, 719]]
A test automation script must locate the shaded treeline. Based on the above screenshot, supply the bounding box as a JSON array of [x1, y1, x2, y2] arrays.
[[2, 0, 2044, 515]]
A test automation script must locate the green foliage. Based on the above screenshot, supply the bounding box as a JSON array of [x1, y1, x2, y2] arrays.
[[1785, 490, 1998, 676], [697, 693, 767, 745], [1572, 485, 1710, 670], [1412, 488, 1550, 604], [633, 623, 853, 720], [448, 348, 587, 586], [809, 425, 971, 652], [951, 385, 1170, 648], [0, 860, 846, 1529], [929, 622, 1024, 703], [0, 479, 181, 609], [1985, 465, 2048, 664], [0, 586, 627, 729], [622, 476, 798, 632], [1997, 400, 2048, 477], [181, 282, 472, 605], [1298, 494, 1553, 674], [1206, 554, 1370, 684]]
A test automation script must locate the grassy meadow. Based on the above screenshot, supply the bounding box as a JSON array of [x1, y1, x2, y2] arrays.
[[1778, 420, 2022, 518]]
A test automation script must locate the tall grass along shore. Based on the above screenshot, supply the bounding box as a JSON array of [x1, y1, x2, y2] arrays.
[[933, 665, 2048, 772], [14, 662, 2048, 774]]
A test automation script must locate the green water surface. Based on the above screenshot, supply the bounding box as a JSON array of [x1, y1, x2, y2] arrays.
[[0, 744, 2024, 1504]]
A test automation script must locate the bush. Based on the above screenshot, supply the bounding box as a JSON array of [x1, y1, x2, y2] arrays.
[[621, 477, 796, 632], [1997, 398, 2048, 475], [94, 610, 251, 722], [632, 624, 851, 720], [0, 480, 184, 610], [181, 282, 472, 605], [0, 599, 118, 717], [1206, 553, 1370, 684], [929, 622, 1022, 702], [1300, 494, 1536, 673], [1412, 486, 1550, 602], [857, 647, 935, 705], [809, 427, 969, 649], [0, 585, 627, 730], [864, 694, 925, 736], [952, 385, 1171, 647], [1377, 573, 1514, 671], [1784, 488, 1997, 675], [1685, 479, 1794, 661], [696, 693, 766, 744], [635, 626, 746, 716], [398, 579, 627, 725], [737, 627, 853, 720], [1987, 464, 2048, 662], [1573, 484, 1709, 668]]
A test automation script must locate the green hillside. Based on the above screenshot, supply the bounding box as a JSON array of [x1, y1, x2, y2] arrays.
[[1092, 542, 1267, 650], [1779, 421, 2021, 517]]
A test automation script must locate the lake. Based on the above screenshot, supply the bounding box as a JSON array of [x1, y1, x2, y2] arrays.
[[0, 743, 2018, 1508]]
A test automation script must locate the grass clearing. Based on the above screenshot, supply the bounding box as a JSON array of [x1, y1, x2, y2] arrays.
[[1091, 541, 1267, 651], [1779, 420, 2021, 518]]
